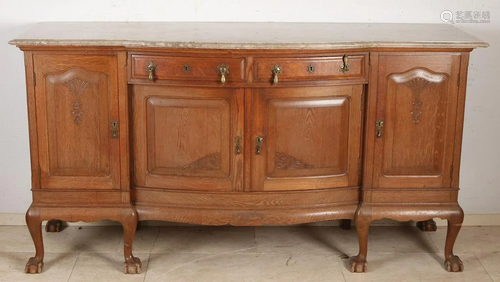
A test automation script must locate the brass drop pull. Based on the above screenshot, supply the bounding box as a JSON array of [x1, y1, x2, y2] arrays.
[[218, 63, 229, 85], [111, 121, 119, 138], [255, 136, 264, 155], [339, 54, 350, 74], [271, 64, 282, 85], [234, 136, 242, 155], [147, 61, 157, 81], [376, 120, 384, 138]]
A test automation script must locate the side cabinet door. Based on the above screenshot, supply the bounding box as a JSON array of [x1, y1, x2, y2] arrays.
[[34, 54, 120, 189], [251, 85, 363, 191], [373, 53, 461, 188], [132, 85, 244, 191]]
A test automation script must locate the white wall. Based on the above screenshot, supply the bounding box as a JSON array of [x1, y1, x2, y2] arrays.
[[0, 0, 498, 214]]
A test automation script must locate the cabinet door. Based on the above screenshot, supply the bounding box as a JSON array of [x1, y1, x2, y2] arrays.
[[34, 54, 120, 189], [251, 85, 363, 191], [373, 54, 461, 188], [132, 85, 244, 191]]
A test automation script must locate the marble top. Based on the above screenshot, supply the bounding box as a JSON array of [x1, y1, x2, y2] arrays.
[[9, 22, 489, 49]]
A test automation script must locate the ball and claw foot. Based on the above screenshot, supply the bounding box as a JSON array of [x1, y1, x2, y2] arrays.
[[25, 257, 43, 274], [416, 220, 437, 232], [124, 257, 142, 274], [445, 255, 464, 272], [349, 256, 367, 273], [45, 219, 63, 233]]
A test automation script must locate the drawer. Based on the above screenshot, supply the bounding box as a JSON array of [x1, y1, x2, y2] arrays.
[[254, 54, 366, 83], [130, 54, 246, 83]]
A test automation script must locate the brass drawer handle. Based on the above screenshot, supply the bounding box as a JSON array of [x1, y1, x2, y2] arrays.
[[235, 136, 242, 155], [376, 120, 384, 138], [255, 136, 264, 155], [339, 54, 350, 74], [218, 63, 229, 85], [271, 64, 282, 85], [147, 61, 157, 81]]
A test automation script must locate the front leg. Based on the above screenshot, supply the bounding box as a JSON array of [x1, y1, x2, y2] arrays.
[[121, 208, 142, 274], [350, 212, 371, 272], [25, 206, 44, 274], [444, 212, 464, 272]]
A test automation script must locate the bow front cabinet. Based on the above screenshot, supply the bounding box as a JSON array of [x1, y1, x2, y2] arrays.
[[9, 22, 487, 274]]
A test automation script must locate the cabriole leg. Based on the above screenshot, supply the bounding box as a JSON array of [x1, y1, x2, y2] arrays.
[[121, 209, 142, 274], [444, 212, 464, 272], [25, 206, 44, 274], [350, 209, 371, 273]]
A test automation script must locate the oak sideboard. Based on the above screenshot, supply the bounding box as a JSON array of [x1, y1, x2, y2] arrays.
[[9, 22, 488, 274]]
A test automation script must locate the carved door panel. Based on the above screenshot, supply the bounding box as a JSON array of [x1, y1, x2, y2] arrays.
[[33, 54, 120, 189], [251, 85, 363, 191], [373, 54, 461, 188], [132, 85, 244, 191]]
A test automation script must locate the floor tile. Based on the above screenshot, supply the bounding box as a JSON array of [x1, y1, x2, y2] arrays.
[[0, 226, 123, 253], [145, 252, 345, 282], [475, 252, 500, 281], [252, 226, 346, 255], [151, 226, 256, 254], [429, 226, 500, 253], [1, 225, 498, 281], [251, 226, 437, 256], [0, 252, 78, 282], [339, 252, 492, 282], [68, 252, 149, 282], [364, 226, 438, 254], [117, 226, 159, 253], [0, 226, 34, 253]]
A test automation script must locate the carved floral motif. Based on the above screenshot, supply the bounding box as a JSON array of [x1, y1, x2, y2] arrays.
[[404, 77, 431, 124], [64, 78, 89, 125], [392, 69, 445, 124], [182, 153, 221, 170], [276, 152, 314, 170]]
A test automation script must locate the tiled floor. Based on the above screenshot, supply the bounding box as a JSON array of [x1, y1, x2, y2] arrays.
[[0, 225, 498, 282]]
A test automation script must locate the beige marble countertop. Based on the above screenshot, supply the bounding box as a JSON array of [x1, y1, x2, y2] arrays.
[[9, 22, 489, 49]]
